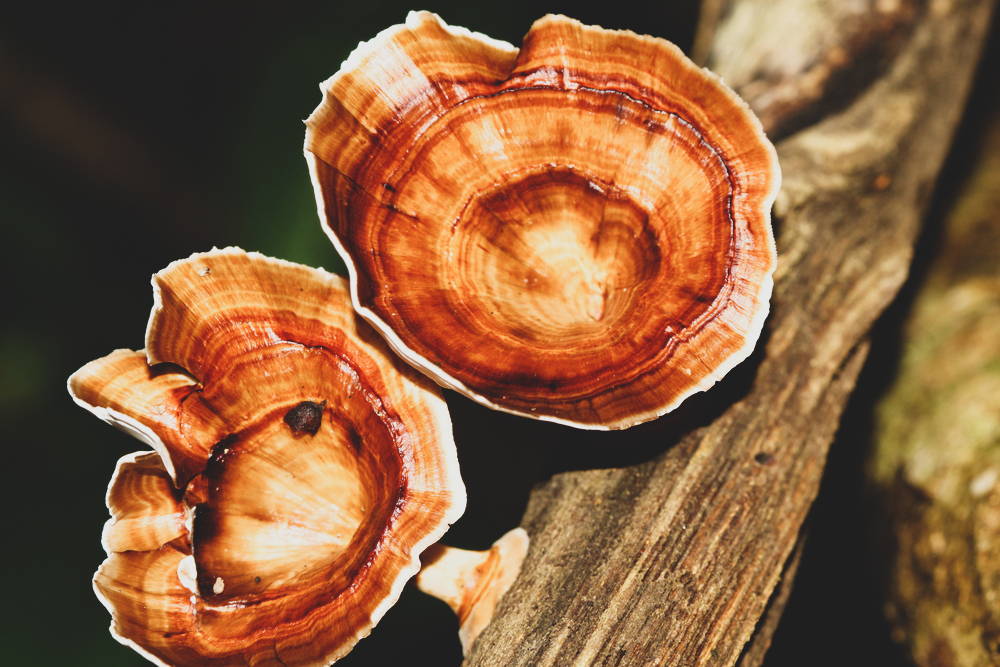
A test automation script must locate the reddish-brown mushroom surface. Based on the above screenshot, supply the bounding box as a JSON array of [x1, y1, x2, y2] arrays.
[[69, 248, 465, 666], [305, 12, 779, 429]]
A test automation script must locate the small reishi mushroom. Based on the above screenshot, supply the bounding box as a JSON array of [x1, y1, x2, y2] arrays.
[[69, 248, 511, 665], [416, 527, 529, 655], [305, 12, 780, 430]]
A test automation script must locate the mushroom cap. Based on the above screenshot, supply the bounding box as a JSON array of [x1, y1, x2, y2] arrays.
[[68, 248, 465, 666], [305, 12, 779, 429], [416, 527, 530, 655]]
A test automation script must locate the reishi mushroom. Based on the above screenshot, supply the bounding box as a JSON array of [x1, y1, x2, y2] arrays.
[[305, 12, 780, 429], [69, 248, 524, 665], [417, 527, 529, 654]]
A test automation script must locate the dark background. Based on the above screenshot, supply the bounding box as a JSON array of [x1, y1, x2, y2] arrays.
[[2, 2, 995, 665]]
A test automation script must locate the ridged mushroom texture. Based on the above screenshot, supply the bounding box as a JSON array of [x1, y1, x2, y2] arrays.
[[68, 248, 466, 666], [305, 12, 780, 430]]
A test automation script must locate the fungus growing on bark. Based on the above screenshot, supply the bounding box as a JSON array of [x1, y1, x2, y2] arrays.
[[305, 12, 779, 429], [416, 527, 530, 655], [69, 248, 471, 665]]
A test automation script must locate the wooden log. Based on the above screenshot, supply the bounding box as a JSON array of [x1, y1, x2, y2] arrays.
[[465, 1, 996, 665], [871, 106, 1000, 666]]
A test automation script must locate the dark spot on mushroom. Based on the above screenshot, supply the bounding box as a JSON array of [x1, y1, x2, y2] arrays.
[[754, 452, 774, 465], [691, 292, 713, 304], [284, 400, 326, 436], [204, 434, 239, 479], [191, 506, 221, 596], [254, 576, 262, 584], [679, 285, 715, 304], [614, 99, 627, 120], [507, 325, 537, 342], [344, 426, 363, 453]]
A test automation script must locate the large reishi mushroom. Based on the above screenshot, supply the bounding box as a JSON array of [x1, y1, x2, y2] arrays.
[[69, 248, 469, 665], [305, 12, 780, 429]]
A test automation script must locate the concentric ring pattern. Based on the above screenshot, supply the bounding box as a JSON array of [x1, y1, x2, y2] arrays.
[[69, 249, 464, 665], [306, 12, 779, 429]]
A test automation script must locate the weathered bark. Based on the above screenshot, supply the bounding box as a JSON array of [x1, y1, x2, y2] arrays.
[[466, 1, 996, 665], [871, 109, 1000, 666], [693, 0, 923, 141]]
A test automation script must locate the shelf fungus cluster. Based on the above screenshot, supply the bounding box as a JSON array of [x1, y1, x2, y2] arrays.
[[305, 11, 779, 429], [69, 249, 526, 665], [72, 11, 781, 666]]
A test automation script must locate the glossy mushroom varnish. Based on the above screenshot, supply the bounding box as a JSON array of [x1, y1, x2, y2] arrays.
[[69, 249, 464, 666], [305, 12, 780, 429]]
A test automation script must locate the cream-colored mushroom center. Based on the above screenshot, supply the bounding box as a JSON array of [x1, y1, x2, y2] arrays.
[[188, 346, 403, 607], [448, 169, 660, 344], [328, 87, 737, 406]]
